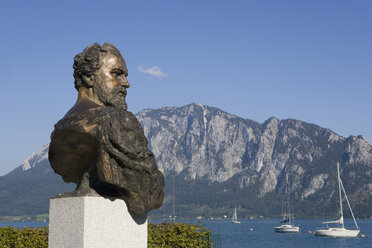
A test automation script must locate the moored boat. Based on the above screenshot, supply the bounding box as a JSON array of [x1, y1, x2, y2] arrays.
[[232, 206, 240, 224], [274, 220, 300, 233], [274, 170, 299, 233], [315, 163, 360, 238]]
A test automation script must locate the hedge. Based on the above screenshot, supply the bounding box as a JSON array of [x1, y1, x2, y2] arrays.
[[0, 226, 48, 248], [0, 222, 212, 248], [148, 222, 212, 248]]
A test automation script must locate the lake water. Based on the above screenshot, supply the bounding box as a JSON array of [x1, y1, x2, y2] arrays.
[[196, 219, 372, 248], [1, 219, 371, 247]]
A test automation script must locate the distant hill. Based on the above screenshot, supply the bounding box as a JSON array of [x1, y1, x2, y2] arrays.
[[0, 103, 371, 219], [0, 145, 74, 216]]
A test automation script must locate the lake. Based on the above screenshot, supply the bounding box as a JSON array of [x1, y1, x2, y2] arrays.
[[196, 219, 372, 248], [1, 219, 371, 247]]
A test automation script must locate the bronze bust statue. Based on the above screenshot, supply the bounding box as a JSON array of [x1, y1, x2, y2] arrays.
[[48, 43, 164, 215]]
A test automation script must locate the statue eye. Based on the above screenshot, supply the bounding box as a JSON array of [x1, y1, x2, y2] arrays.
[[111, 69, 123, 76]]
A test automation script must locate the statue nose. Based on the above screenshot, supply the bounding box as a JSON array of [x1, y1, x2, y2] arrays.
[[121, 77, 130, 88]]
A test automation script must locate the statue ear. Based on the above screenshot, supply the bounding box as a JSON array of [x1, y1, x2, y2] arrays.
[[82, 75, 94, 88]]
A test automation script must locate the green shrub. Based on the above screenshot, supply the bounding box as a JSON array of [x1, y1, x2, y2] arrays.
[[0, 226, 48, 248], [148, 222, 212, 248], [0, 222, 212, 248]]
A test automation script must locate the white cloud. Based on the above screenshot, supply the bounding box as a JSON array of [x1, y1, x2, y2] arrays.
[[137, 65, 168, 78]]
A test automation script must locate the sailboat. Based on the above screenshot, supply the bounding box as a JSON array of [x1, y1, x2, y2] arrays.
[[274, 170, 299, 233], [315, 163, 360, 238], [232, 206, 240, 224], [274, 217, 299, 233]]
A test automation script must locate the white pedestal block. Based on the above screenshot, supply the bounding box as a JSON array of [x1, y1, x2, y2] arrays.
[[49, 196, 147, 248]]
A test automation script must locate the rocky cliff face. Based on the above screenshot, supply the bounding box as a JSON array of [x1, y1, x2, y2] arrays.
[[21, 144, 49, 172], [137, 103, 372, 201]]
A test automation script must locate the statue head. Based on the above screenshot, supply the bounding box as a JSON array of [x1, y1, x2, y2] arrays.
[[73, 43, 130, 110]]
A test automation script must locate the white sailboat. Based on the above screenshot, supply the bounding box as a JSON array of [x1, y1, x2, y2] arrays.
[[274, 171, 299, 233], [274, 217, 300, 233], [232, 206, 240, 224], [315, 163, 360, 238]]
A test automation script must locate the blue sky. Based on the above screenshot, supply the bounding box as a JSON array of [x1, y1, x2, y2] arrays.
[[0, 0, 371, 176]]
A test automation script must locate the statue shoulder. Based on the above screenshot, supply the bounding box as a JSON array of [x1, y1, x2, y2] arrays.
[[53, 107, 110, 133], [105, 109, 142, 128]]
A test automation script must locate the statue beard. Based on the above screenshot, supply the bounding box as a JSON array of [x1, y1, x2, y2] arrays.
[[94, 84, 128, 111]]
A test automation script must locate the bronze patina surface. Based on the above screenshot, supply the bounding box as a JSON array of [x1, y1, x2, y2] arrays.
[[48, 43, 164, 215]]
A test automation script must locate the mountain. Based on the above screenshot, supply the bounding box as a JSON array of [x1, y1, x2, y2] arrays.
[[137, 103, 372, 218], [0, 103, 371, 218], [0, 144, 74, 217]]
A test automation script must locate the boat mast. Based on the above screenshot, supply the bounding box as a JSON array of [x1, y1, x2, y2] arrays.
[[171, 165, 175, 222], [337, 163, 344, 228], [233, 205, 237, 221], [286, 169, 292, 224], [286, 172, 289, 222], [339, 173, 360, 229]]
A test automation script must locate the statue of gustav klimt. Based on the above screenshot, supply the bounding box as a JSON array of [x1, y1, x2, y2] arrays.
[[48, 43, 164, 216]]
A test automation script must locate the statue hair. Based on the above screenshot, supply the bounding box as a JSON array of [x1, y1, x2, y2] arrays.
[[73, 43, 122, 90]]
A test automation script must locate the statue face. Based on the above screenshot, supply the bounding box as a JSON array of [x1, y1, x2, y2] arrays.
[[93, 53, 130, 110]]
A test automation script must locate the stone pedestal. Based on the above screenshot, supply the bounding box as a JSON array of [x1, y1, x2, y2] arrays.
[[49, 196, 147, 248]]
